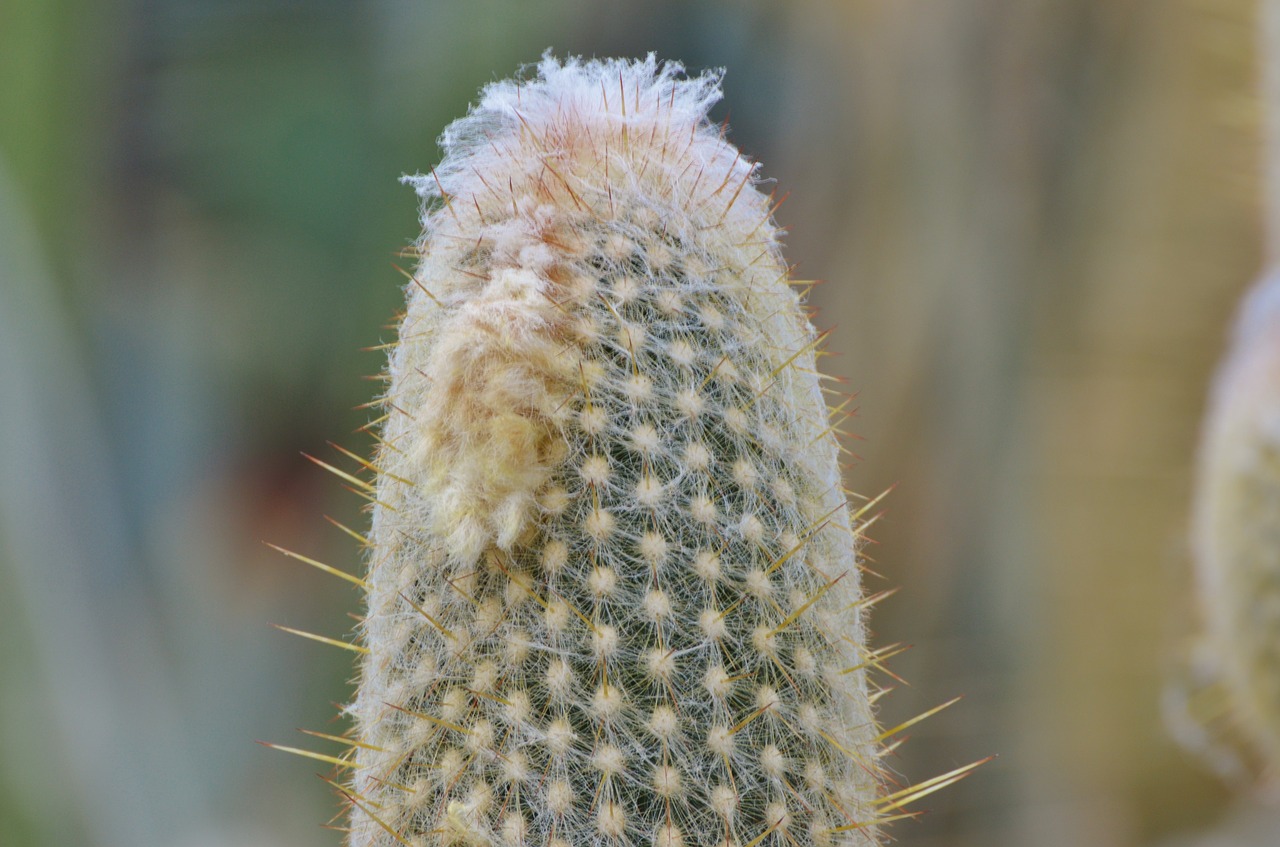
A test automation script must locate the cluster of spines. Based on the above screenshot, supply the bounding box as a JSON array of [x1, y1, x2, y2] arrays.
[[265, 54, 984, 847]]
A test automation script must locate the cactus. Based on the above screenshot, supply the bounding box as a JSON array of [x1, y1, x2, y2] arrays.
[[1170, 0, 1280, 785], [1182, 269, 1280, 779], [269, 54, 981, 847]]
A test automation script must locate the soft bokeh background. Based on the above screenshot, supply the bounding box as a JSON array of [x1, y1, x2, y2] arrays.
[[0, 1, 1271, 845]]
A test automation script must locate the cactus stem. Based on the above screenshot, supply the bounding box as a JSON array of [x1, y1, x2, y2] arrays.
[[265, 52, 986, 847]]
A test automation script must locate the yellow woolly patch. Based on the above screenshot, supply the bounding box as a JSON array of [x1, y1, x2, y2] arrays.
[[404, 246, 582, 564]]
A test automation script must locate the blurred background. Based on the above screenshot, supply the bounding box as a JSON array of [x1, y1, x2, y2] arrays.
[[0, 0, 1269, 845]]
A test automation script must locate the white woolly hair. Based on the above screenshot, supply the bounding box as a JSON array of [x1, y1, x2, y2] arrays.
[[403, 52, 763, 283], [406, 52, 742, 214]]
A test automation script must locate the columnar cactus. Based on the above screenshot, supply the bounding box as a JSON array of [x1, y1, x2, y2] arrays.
[[1188, 269, 1280, 777], [1174, 0, 1280, 783], [267, 54, 976, 847]]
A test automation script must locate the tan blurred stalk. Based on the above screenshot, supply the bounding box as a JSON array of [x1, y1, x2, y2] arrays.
[[772, 1, 1260, 845], [1160, 0, 1280, 844], [1265, 0, 1280, 258]]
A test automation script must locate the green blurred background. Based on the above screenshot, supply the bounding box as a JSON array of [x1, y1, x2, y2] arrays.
[[0, 1, 1268, 845]]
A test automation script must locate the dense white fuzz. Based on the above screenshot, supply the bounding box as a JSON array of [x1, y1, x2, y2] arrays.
[[760, 745, 787, 777], [630, 424, 660, 453], [675, 389, 705, 419], [539, 485, 570, 516], [655, 824, 683, 847], [691, 494, 718, 524], [466, 719, 495, 752], [653, 763, 682, 796], [804, 760, 827, 791], [756, 686, 781, 713], [470, 660, 498, 691], [592, 684, 626, 718], [580, 455, 612, 486], [545, 718, 575, 756], [740, 514, 766, 543], [348, 54, 885, 847], [683, 442, 711, 471], [502, 752, 530, 784], [544, 598, 570, 633], [646, 647, 676, 679], [599, 802, 627, 837], [745, 568, 773, 598], [657, 290, 683, 315], [707, 725, 734, 756], [502, 813, 527, 845], [625, 374, 654, 401], [635, 476, 664, 506], [638, 532, 669, 565], [752, 625, 778, 656], [648, 705, 679, 738], [699, 607, 728, 640], [546, 780, 573, 814], [592, 744, 627, 775], [546, 658, 573, 694], [585, 508, 616, 540], [693, 550, 721, 582], [733, 458, 760, 488], [541, 539, 568, 574], [643, 589, 672, 620], [581, 405, 609, 435], [711, 785, 737, 818], [593, 624, 621, 657], [589, 566, 619, 597], [504, 690, 531, 725], [704, 665, 732, 699], [666, 340, 696, 367]]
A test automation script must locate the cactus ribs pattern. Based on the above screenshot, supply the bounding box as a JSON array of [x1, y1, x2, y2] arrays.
[[265, 55, 978, 847]]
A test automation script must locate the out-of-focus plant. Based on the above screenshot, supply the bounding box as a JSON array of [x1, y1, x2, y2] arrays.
[[1173, 0, 1280, 794]]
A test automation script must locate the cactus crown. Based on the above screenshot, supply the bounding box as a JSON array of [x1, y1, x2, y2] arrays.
[[267, 54, 981, 847]]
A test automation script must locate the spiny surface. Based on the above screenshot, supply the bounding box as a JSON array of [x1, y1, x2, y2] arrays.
[[348, 55, 883, 847]]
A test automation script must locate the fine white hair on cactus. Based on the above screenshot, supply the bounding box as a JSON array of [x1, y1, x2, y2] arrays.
[[265, 53, 982, 847]]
